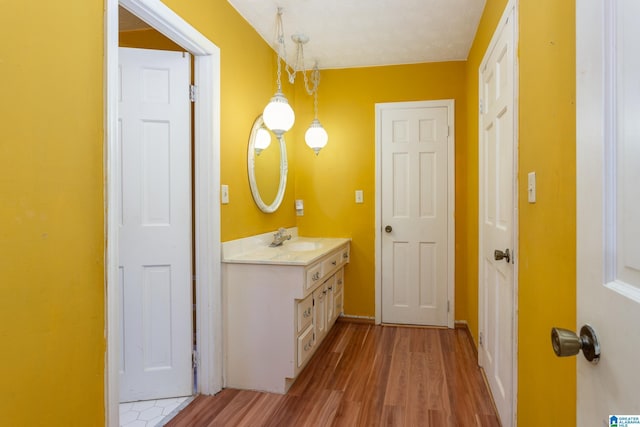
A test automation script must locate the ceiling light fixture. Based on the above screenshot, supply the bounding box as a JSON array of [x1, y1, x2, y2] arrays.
[[263, 8, 328, 155]]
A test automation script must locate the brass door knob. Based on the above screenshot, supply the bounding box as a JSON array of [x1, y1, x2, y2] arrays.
[[494, 248, 511, 263], [551, 325, 600, 364]]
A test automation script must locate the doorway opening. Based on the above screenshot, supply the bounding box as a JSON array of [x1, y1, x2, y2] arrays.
[[374, 100, 456, 328], [105, 1, 222, 426]]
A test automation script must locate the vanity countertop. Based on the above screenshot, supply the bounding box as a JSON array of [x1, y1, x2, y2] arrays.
[[222, 235, 350, 266]]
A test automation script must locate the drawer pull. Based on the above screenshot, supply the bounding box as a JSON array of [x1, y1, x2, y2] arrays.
[[312, 272, 321, 281], [332, 260, 337, 266], [328, 286, 333, 291], [338, 279, 343, 285], [343, 252, 349, 259], [303, 308, 311, 318], [304, 342, 312, 351]]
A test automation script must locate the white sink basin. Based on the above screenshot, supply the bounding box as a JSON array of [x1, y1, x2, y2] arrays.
[[283, 241, 322, 252]]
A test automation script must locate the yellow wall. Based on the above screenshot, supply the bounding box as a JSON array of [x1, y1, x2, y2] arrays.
[[0, 0, 288, 424], [466, 0, 577, 425], [293, 62, 467, 317], [119, 28, 183, 51], [161, 0, 298, 242], [517, 0, 576, 424], [0, 1, 105, 424]]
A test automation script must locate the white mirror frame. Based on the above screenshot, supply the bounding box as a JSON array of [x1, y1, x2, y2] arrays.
[[247, 115, 288, 213]]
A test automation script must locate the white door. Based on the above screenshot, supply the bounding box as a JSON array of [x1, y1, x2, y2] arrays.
[[577, 1, 640, 424], [478, 5, 516, 426], [380, 101, 453, 326], [118, 47, 193, 402]]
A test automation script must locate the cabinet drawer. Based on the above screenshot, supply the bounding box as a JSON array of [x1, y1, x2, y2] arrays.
[[322, 252, 341, 274], [297, 293, 314, 333], [334, 269, 344, 294], [297, 325, 315, 368], [305, 262, 323, 290], [340, 246, 350, 264]]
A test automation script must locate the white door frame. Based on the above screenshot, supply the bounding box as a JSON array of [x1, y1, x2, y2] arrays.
[[105, 1, 222, 426], [478, 0, 519, 425], [374, 100, 455, 328]]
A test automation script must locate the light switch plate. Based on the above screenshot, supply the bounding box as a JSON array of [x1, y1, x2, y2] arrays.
[[527, 172, 536, 203], [355, 190, 364, 204], [221, 184, 229, 204]]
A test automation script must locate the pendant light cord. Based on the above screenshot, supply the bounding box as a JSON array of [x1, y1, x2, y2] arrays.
[[274, 8, 319, 96]]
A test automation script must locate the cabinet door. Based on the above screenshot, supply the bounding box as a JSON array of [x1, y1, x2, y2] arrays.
[[313, 284, 328, 342], [334, 291, 344, 322], [326, 275, 335, 328]]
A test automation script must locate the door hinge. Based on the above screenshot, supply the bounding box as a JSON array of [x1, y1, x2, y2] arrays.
[[479, 332, 484, 347], [192, 349, 199, 369], [447, 300, 450, 313], [479, 98, 484, 114], [189, 85, 197, 102]]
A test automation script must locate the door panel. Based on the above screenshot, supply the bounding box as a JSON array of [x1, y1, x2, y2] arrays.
[[381, 103, 451, 326], [479, 6, 516, 426], [577, 1, 640, 424], [118, 47, 192, 402]]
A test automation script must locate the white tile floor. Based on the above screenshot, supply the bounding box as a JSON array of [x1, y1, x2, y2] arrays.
[[119, 396, 190, 427]]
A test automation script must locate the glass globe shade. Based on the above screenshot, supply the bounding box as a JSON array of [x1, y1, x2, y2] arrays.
[[263, 90, 295, 138], [254, 127, 271, 155], [305, 119, 328, 155]]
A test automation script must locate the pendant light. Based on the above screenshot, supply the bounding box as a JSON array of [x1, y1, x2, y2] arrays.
[[304, 66, 328, 155], [263, 8, 329, 154], [263, 9, 295, 138]]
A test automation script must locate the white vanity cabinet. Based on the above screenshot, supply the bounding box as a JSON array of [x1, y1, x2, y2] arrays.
[[222, 236, 350, 394]]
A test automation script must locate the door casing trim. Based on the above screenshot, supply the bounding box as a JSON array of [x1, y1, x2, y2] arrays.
[[105, 1, 222, 425], [374, 99, 456, 329]]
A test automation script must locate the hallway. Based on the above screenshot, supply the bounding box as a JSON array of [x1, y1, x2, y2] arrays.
[[166, 321, 500, 426]]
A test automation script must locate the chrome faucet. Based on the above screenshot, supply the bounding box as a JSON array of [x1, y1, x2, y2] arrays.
[[269, 227, 292, 247]]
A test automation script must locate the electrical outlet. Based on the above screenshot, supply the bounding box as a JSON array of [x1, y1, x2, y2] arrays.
[[355, 190, 364, 204]]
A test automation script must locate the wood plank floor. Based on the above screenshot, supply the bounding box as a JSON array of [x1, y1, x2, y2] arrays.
[[166, 321, 500, 426]]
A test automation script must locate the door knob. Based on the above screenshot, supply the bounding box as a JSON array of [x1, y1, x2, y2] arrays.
[[385, 225, 392, 233], [494, 248, 511, 263], [550, 325, 600, 364]]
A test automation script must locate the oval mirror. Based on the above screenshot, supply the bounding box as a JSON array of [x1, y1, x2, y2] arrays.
[[248, 115, 288, 213]]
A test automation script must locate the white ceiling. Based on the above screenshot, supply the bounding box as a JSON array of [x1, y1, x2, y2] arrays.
[[227, 0, 486, 69]]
